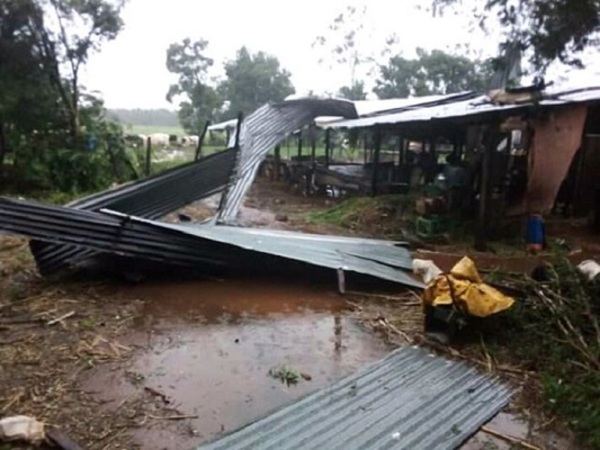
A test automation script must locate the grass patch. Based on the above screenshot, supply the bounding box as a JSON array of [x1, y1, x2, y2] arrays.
[[306, 194, 417, 237], [307, 197, 375, 227]]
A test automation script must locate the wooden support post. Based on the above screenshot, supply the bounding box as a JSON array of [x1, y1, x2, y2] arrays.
[[475, 128, 496, 251], [274, 145, 281, 181], [233, 112, 243, 150], [145, 136, 152, 176], [371, 126, 382, 197], [363, 132, 368, 164], [297, 131, 303, 158], [398, 136, 404, 166], [0, 123, 6, 184], [325, 128, 331, 168], [310, 124, 317, 165], [195, 121, 210, 161]]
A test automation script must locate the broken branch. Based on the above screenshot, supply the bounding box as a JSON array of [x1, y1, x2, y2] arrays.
[[47, 311, 75, 326], [148, 414, 198, 421], [481, 425, 542, 450]]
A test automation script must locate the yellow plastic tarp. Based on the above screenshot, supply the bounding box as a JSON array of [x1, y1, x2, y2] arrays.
[[422, 256, 515, 318]]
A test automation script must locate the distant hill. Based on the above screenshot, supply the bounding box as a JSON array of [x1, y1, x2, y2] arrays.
[[108, 109, 184, 136]]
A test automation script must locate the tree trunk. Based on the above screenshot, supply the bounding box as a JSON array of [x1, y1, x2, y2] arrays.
[[70, 74, 80, 143], [0, 122, 6, 187]]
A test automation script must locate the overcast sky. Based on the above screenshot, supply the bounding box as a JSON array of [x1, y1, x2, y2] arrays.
[[81, 0, 600, 110]]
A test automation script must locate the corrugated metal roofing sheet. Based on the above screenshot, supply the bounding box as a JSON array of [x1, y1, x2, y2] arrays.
[[208, 94, 473, 130], [353, 93, 470, 116], [216, 99, 357, 224], [197, 346, 512, 450], [322, 95, 519, 129], [0, 198, 420, 287], [132, 221, 422, 288], [30, 149, 236, 276], [323, 85, 600, 129]]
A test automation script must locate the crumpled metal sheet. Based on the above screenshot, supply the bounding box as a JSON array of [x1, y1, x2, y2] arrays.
[[132, 221, 423, 288], [0, 198, 420, 287], [216, 99, 357, 224], [197, 346, 512, 450], [30, 149, 236, 276]]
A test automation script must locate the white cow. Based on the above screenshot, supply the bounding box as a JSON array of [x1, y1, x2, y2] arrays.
[[186, 135, 200, 147], [148, 133, 169, 147]]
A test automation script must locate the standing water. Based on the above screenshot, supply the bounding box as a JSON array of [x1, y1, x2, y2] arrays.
[[83, 277, 389, 449]]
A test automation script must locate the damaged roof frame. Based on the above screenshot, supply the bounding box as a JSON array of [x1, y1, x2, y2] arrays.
[[0, 98, 424, 288]]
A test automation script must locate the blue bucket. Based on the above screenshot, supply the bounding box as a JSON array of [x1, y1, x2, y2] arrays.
[[526, 214, 545, 251]]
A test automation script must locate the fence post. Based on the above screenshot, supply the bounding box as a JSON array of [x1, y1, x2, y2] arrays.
[[145, 136, 152, 176], [195, 121, 210, 161]]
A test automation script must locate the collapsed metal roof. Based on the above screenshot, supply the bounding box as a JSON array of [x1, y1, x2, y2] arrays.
[[30, 148, 237, 276], [0, 197, 421, 288], [322, 86, 600, 129], [129, 220, 421, 288], [1, 97, 444, 286], [216, 99, 357, 224], [206, 93, 472, 131], [197, 346, 512, 450]]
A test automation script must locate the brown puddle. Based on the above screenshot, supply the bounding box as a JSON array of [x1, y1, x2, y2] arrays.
[[81, 277, 579, 450], [83, 278, 388, 449]]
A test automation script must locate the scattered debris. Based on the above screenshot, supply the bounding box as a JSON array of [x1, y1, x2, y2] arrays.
[[0, 415, 44, 443], [144, 386, 170, 404], [47, 310, 75, 326], [148, 414, 199, 421], [46, 427, 86, 450], [481, 425, 542, 450], [422, 256, 515, 318], [412, 259, 443, 284], [577, 259, 600, 281]]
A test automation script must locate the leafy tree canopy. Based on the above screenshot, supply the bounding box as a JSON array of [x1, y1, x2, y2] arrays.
[[0, 0, 130, 193], [165, 37, 222, 134], [434, 0, 600, 69], [219, 46, 295, 118], [338, 81, 367, 100], [375, 48, 493, 99]]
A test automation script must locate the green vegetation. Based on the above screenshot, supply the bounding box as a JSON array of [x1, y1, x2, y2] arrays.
[[268, 365, 301, 385], [0, 0, 134, 197], [166, 39, 295, 134], [434, 0, 600, 69], [307, 195, 417, 238], [482, 256, 600, 448], [375, 49, 493, 99]]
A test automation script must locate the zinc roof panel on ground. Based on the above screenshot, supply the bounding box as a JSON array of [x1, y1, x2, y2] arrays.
[[0, 197, 421, 288], [107, 218, 423, 288], [30, 148, 237, 276], [197, 346, 512, 450]]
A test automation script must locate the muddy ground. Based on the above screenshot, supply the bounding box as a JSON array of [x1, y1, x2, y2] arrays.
[[1, 177, 594, 449]]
